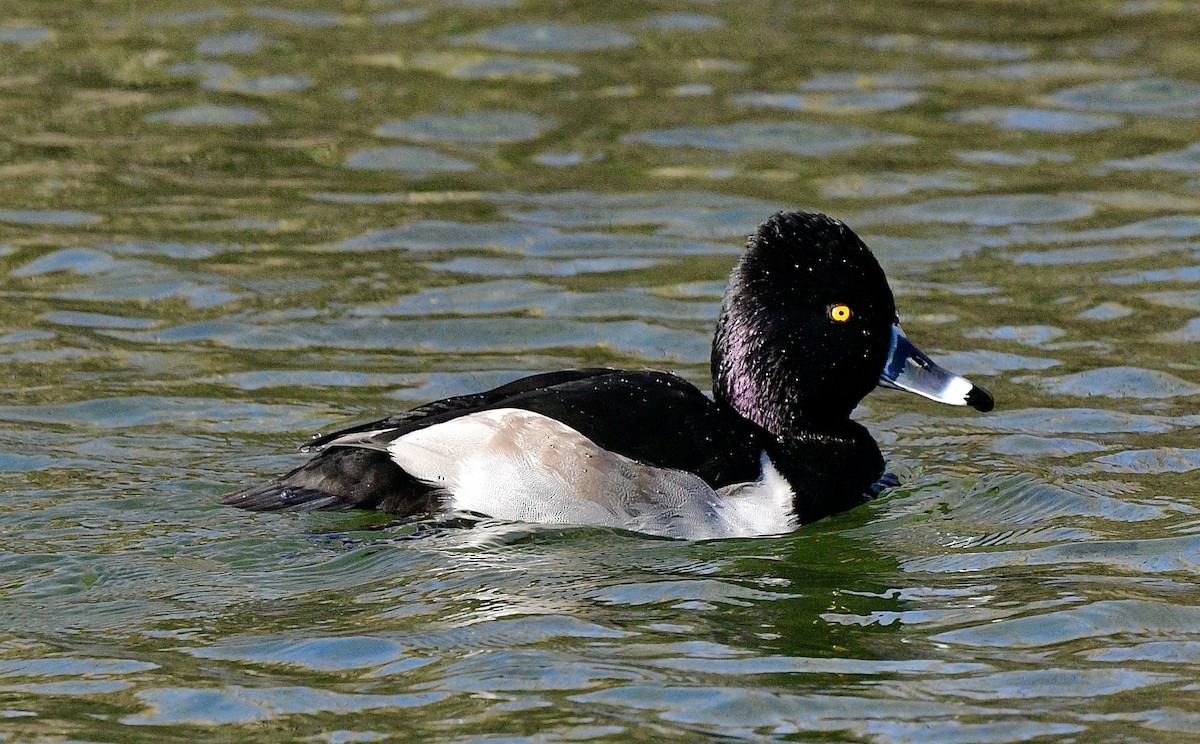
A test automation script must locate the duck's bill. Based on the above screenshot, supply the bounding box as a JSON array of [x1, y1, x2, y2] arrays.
[[878, 325, 994, 412]]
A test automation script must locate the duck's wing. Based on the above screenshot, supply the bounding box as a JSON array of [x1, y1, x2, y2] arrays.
[[223, 368, 767, 515], [303, 368, 615, 450], [446, 368, 768, 487], [222, 368, 619, 513]]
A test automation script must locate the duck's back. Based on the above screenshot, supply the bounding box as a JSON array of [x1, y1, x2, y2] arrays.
[[222, 368, 767, 515]]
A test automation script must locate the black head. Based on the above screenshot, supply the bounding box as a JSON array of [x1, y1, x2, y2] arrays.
[[711, 211, 897, 436]]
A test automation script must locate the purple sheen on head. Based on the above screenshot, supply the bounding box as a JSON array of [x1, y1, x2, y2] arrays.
[[711, 211, 898, 436], [721, 327, 760, 415]]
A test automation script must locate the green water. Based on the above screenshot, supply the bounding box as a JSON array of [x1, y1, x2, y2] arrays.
[[3, 0, 1200, 740]]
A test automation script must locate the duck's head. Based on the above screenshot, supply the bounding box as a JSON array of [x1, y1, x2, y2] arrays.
[[712, 211, 993, 438]]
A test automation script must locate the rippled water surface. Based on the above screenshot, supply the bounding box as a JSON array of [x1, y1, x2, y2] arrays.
[[3, 1, 1200, 740]]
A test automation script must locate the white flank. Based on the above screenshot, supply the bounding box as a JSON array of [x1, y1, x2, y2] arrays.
[[320, 408, 799, 540], [713, 452, 798, 537], [386, 408, 621, 527]]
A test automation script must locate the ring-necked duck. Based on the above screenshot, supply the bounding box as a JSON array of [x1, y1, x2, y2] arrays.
[[224, 211, 993, 539]]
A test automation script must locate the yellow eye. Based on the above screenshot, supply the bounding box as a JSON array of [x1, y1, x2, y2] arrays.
[[828, 304, 852, 322]]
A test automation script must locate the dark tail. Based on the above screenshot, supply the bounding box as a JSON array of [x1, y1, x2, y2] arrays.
[[222, 447, 436, 515]]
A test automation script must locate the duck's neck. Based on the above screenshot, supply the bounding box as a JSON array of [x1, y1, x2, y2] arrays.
[[771, 422, 885, 524], [712, 316, 884, 524]]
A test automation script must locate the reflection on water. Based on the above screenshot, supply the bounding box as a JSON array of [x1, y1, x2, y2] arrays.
[[375, 110, 556, 144], [456, 21, 637, 52], [622, 120, 915, 155], [2, 0, 1200, 740]]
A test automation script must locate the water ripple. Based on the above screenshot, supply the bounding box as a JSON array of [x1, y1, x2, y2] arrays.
[[622, 121, 915, 155], [375, 110, 556, 144], [182, 636, 411, 672], [892, 195, 1095, 226], [144, 104, 268, 126], [636, 13, 724, 32], [932, 600, 1200, 647], [0, 396, 329, 432], [408, 52, 580, 81], [0, 209, 103, 227], [731, 90, 922, 114], [196, 30, 266, 56], [330, 220, 554, 252], [247, 6, 343, 27], [1016, 367, 1200, 399], [123, 686, 446, 725], [1051, 77, 1200, 117], [0, 26, 52, 45], [1105, 143, 1200, 173], [949, 106, 1123, 133], [573, 685, 1080, 741], [1096, 449, 1200, 474], [106, 317, 710, 361], [456, 22, 636, 52], [343, 146, 477, 174], [908, 533, 1200, 575]]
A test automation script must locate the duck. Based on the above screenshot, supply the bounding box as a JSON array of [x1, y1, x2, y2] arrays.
[[223, 211, 993, 539]]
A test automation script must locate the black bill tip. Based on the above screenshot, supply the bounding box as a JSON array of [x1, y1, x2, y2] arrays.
[[966, 385, 994, 413]]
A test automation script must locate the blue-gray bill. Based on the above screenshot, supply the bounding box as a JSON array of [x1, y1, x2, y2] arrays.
[[878, 325, 994, 412]]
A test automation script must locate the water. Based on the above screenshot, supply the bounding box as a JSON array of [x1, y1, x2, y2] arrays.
[[2, 0, 1199, 740]]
